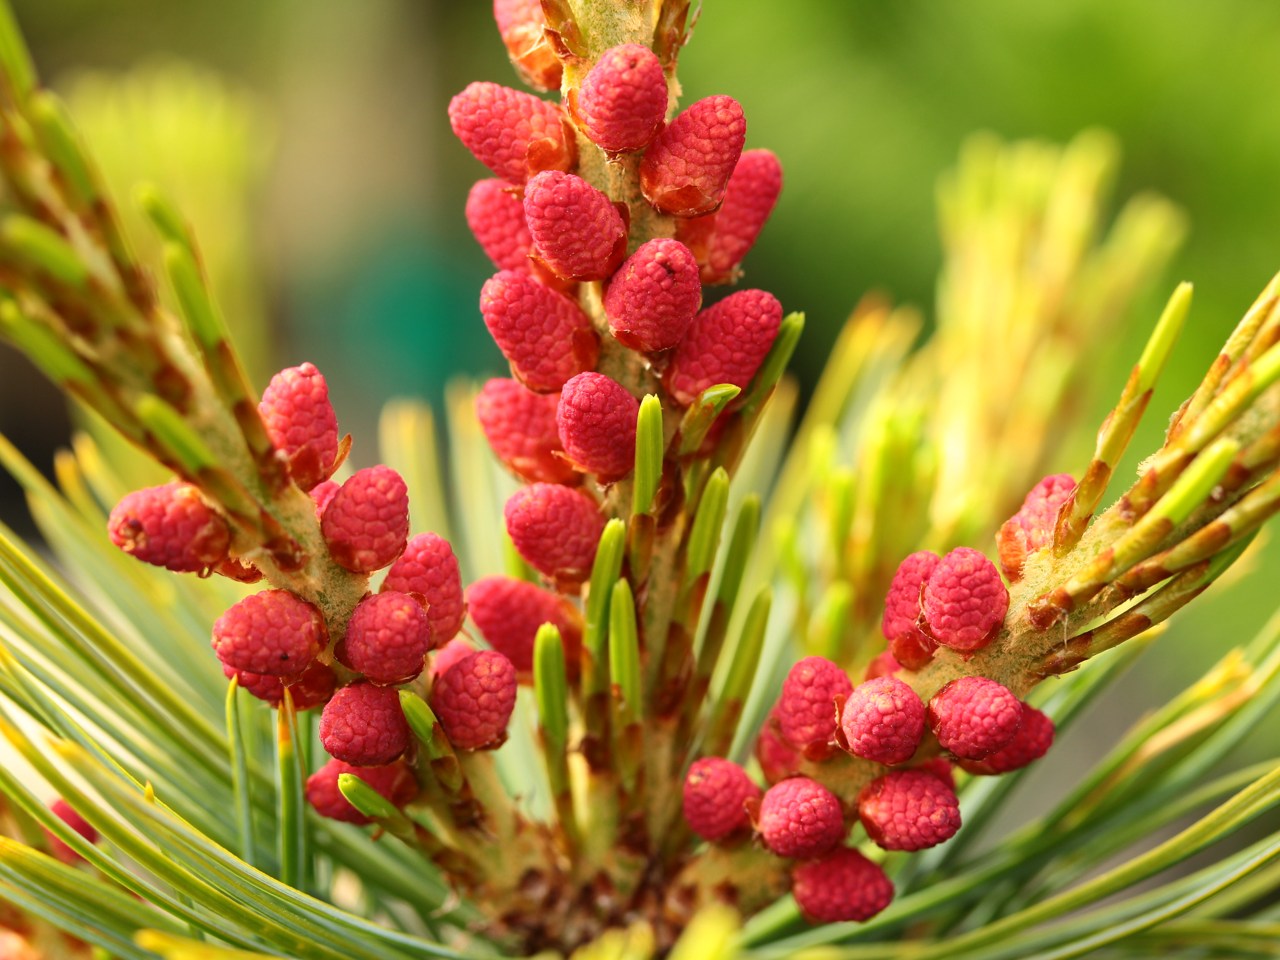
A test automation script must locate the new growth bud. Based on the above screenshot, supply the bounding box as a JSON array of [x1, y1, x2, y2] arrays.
[[480, 270, 599, 392], [556, 372, 639, 481], [382, 532, 467, 644], [604, 238, 702, 352], [258, 362, 340, 491], [448, 81, 572, 183], [575, 43, 668, 152], [682, 756, 760, 842], [504, 482, 605, 582], [666, 288, 782, 405], [108, 481, 230, 573], [321, 465, 410, 573], [430, 649, 518, 750], [640, 95, 746, 216], [212, 589, 325, 677]]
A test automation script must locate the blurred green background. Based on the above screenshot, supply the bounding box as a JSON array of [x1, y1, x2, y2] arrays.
[[4, 0, 1279, 760]]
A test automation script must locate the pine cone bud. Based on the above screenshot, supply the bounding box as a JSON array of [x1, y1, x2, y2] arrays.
[[639, 95, 746, 216], [306, 758, 417, 824], [858, 769, 961, 851], [684, 149, 783, 284], [504, 483, 604, 582], [922, 547, 1009, 653], [556, 372, 639, 481], [466, 179, 535, 272], [321, 465, 410, 573], [108, 481, 230, 574], [682, 756, 760, 842], [212, 589, 326, 677], [523, 170, 626, 281], [466, 575, 583, 673], [757, 776, 846, 859], [666, 288, 782, 405], [480, 270, 599, 392], [476, 378, 579, 484], [493, 0, 562, 91], [997, 473, 1077, 581], [381, 532, 467, 644], [959, 705, 1055, 775], [258, 362, 339, 491], [927, 676, 1023, 761], [840, 675, 925, 765], [430, 649, 518, 750], [776, 655, 853, 752], [224, 659, 337, 710], [448, 81, 572, 183], [575, 43, 667, 152], [343, 591, 434, 685], [319, 682, 411, 766], [755, 707, 802, 784], [603, 238, 702, 352], [792, 847, 894, 924], [881, 550, 940, 669]]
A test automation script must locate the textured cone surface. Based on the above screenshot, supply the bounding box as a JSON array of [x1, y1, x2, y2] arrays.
[[504, 482, 605, 581], [755, 708, 803, 784], [922, 547, 1009, 652], [448, 81, 571, 183], [431, 649, 518, 750], [858, 769, 961, 851], [666, 288, 783, 405], [321, 465, 410, 573], [682, 757, 760, 842], [841, 675, 925, 765], [556, 372, 639, 481], [776, 655, 853, 750], [224, 659, 336, 710], [481, 270, 599, 391], [523, 170, 626, 281], [467, 179, 535, 272], [108, 481, 230, 573], [792, 847, 894, 924], [382, 532, 467, 644], [493, 0, 562, 91], [757, 776, 846, 859], [212, 589, 325, 677], [880, 550, 940, 668], [476, 378, 579, 484], [319, 682, 411, 766], [927, 676, 1023, 760], [693, 149, 783, 283], [306, 758, 417, 824], [576, 43, 668, 152], [604, 238, 702, 352], [960, 705, 1055, 774], [258, 362, 339, 491], [997, 473, 1077, 580], [343, 591, 433, 684], [639, 95, 746, 216], [467, 575, 583, 673]]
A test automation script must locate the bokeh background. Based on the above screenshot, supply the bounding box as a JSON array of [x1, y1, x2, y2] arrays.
[[4, 1, 1279, 779]]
